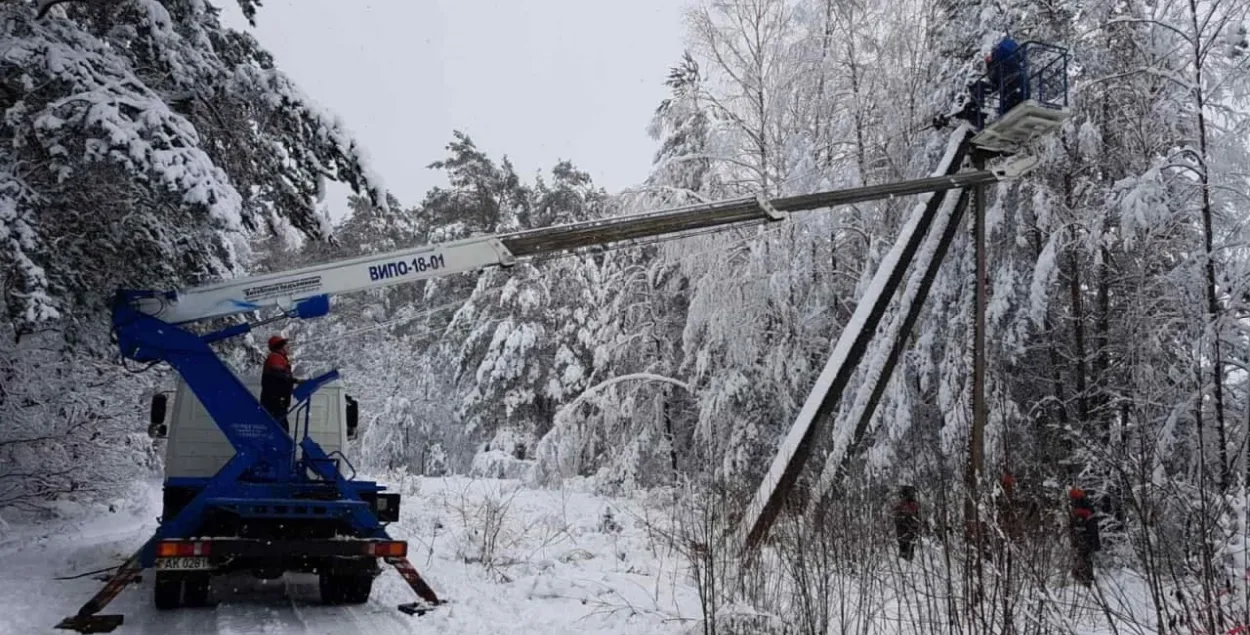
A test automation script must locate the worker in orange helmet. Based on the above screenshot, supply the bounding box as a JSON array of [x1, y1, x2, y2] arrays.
[[260, 335, 303, 433], [1068, 487, 1101, 585], [997, 471, 1019, 543]]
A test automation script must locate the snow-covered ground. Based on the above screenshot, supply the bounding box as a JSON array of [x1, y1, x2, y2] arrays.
[[0, 475, 702, 634], [3, 475, 1242, 634]]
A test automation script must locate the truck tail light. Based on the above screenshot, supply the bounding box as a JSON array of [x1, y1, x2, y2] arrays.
[[366, 541, 407, 557], [156, 540, 212, 557]]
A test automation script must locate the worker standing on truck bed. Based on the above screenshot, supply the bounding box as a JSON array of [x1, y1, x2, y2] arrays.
[[261, 335, 302, 433]]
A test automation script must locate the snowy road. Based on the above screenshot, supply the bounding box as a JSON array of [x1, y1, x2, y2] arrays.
[[0, 475, 1186, 635], [121, 575, 421, 635], [4, 539, 423, 635], [0, 477, 701, 634]]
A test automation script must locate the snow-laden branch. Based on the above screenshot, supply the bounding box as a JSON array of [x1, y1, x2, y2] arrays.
[[1104, 17, 1197, 46], [620, 184, 716, 205], [528, 372, 692, 487], [35, 0, 82, 19], [1085, 65, 1197, 93], [553, 372, 691, 428]]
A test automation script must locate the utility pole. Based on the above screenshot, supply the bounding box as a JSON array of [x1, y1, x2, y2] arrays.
[[966, 151, 989, 624]]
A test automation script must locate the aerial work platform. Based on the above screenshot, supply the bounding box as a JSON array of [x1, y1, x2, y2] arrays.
[[970, 40, 1071, 153]]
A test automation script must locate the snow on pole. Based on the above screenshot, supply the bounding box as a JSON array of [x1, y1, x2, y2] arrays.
[[733, 126, 975, 555]]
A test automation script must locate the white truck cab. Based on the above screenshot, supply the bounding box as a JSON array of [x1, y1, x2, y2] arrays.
[[148, 375, 359, 479]]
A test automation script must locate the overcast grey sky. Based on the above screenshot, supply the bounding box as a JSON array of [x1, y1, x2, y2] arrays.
[[218, 0, 686, 220]]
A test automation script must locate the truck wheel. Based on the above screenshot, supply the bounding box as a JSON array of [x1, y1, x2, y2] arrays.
[[319, 572, 373, 605], [154, 572, 182, 610], [341, 574, 373, 604], [183, 573, 211, 607]]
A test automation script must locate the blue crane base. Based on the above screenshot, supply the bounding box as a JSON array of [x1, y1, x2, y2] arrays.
[[109, 290, 389, 545], [55, 291, 443, 632]]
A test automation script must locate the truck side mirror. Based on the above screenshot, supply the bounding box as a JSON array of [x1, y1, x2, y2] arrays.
[[150, 393, 167, 425], [148, 393, 168, 438], [345, 395, 359, 440]]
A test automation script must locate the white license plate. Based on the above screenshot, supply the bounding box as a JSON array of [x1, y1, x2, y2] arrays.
[[156, 557, 211, 570]]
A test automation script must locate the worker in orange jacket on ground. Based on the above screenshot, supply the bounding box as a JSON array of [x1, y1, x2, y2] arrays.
[[1068, 487, 1101, 585], [894, 485, 922, 561]]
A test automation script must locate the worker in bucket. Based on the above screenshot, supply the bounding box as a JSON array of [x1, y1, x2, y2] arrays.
[[933, 35, 1027, 129], [261, 335, 302, 433], [985, 35, 1026, 114]]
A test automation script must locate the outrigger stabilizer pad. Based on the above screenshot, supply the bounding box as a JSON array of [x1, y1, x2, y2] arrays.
[[387, 556, 445, 617], [56, 550, 145, 633], [398, 602, 438, 616], [54, 615, 125, 634]]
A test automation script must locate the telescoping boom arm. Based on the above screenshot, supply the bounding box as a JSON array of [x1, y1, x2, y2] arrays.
[[133, 152, 1036, 325]]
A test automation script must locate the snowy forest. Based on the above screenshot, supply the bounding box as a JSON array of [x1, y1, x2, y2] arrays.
[[3, 0, 1250, 633]]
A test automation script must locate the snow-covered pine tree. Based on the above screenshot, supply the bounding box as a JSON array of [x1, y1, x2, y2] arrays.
[[414, 131, 524, 335], [451, 160, 606, 468], [2, 0, 383, 340], [531, 55, 719, 490], [0, 0, 384, 514]]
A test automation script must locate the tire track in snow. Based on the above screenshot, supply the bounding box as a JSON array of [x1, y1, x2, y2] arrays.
[[280, 575, 313, 633], [121, 591, 210, 635], [338, 597, 416, 634], [214, 602, 298, 635], [203, 573, 418, 635], [212, 575, 308, 635]]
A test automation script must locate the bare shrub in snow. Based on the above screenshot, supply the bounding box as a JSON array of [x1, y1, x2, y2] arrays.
[[443, 480, 527, 580]]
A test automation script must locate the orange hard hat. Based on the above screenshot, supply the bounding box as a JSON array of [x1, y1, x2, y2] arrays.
[[1069, 487, 1085, 499], [268, 335, 288, 350]]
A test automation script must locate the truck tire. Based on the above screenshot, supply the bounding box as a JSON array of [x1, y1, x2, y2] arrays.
[[319, 572, 373, 605], [154, 572, 182, 610], [183, 573, 211, 607]]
